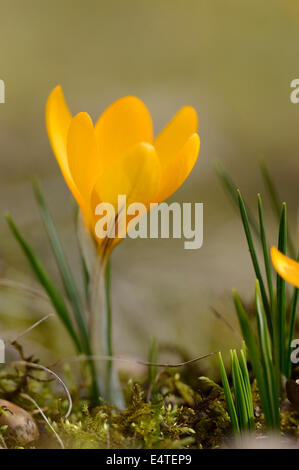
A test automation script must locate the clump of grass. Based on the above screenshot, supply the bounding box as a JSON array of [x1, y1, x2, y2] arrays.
[[217, 161, 299, 430], [219, 347, 254, 434], [234, 281, 280, 429]]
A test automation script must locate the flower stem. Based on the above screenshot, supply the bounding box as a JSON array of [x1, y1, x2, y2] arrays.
[[104, 258, 113, 399], [90, 254, 124, 408]]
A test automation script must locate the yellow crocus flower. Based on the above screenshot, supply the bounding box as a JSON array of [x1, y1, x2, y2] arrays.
[[271, 246, 299, 288], [46, 86, 200, 253]]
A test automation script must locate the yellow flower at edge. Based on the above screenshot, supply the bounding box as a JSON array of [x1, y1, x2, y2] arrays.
[[46, 86, 200, 252], [271, 246, 299, 288]]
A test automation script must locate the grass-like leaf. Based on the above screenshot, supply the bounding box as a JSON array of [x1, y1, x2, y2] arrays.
[[6, 213, 82, 353], [257, 194, 274, 311], [255, 281, 280, 428], [32, 179, 91, 355], [233, 290, 273, 428], [239, 348, 255, 429], [259, 159, 281, 222], [237, 190, 272, 335], [259, 159, 296, 258], [216, 163, 259, 237], [231, 350, 248, 430], [219, 348, 255, 433], [276, 203, 287, 376], [32, 182, 101, 403], [218, 352, 239, 433]]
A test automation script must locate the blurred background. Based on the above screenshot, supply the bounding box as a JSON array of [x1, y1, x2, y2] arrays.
[[0, 0, 299, 373]]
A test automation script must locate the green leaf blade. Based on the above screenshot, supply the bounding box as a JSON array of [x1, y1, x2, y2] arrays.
[[259, 158, 296, 258], [218, 352, 239, 433], [276, 203, 287, 376], [233, 289, 273, 428], [237, 190, 272, 336], [257, 194, 274, 312], [6, 213, 82, 353], [32, 180, 91, 355], [231, 350, 249, 431], [255, 281, 280, 429]]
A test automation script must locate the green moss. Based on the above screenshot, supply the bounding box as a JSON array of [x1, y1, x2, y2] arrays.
[[47, 373, 230, 449], [5, 358, 299, 449]]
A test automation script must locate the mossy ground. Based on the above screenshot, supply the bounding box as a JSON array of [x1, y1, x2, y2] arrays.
[[1, 349, 299, 449]]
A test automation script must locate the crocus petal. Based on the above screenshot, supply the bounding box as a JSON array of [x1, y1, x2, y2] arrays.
[[271, 247, 299, 288], [95, 96, 153, 166], [154, 105, 198, 171], [46, 86, 82, 204], [155, 133, 200, 202], [91, 142, 161, 244], [94, 142, 161, 208], [67, 112, 100, 223]]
